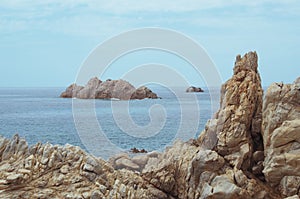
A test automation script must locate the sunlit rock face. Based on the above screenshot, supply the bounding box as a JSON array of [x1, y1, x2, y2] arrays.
[[60, 77, 158, 100], [262, 77, 300, 196], [0, 135, 167, 198], [199, 52, 263, 171]]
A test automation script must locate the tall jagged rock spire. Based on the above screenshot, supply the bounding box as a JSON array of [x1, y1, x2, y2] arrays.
[[199, 51, 264, 171]]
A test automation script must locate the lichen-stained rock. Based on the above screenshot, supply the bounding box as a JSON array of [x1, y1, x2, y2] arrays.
[[262, 77, 300, 197], [199, 51, 264, 171]]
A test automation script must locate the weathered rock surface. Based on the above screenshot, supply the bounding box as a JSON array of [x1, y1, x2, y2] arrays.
[[139, 52, 287, 199], [0, 135, 169, 199], [139, 52, 274, 199], [60, 77, 159, 100], [186, 86, 204, 92], [109, 153, 153, 172], [199, 52, 264, 172], [1, 52, 299, 198], [262, 77, 300, 197]]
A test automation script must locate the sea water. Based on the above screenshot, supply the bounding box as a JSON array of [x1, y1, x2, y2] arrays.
[[0, 86, 219, 157]]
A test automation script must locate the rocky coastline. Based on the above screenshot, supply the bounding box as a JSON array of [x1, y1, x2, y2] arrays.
[[0, 51, 299, 198], [60, 78, 159, 100]]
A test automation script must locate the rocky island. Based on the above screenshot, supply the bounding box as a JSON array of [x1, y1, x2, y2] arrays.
[[186, 86, 204, 92], [0, 52, 299, 198], [60, 78, 159, 100]]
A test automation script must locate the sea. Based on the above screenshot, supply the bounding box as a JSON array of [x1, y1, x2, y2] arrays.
[[0, 86, 220, 159]]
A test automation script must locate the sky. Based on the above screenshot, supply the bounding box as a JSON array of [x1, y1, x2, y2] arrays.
[[0, 0, 299, 87]]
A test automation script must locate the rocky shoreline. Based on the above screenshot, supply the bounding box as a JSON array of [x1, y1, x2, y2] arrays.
[[0, 51, 299, 198]]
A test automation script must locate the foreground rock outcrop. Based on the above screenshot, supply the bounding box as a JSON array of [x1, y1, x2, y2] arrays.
[[262, 77, 300, 196], [0, 135, 169, 199], [1, 51, 299, 198], [199, 52, 264, 172], [60, 78, 158, 100], [140, 52, 273, 199]]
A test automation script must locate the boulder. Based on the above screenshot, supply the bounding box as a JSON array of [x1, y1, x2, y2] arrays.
[[191, 149, 225, 172], [115, 157, 140, 171], [109, 152, 151, 172], [132, 155, 149, 167]]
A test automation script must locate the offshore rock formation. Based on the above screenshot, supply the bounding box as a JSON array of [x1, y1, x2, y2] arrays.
[[186, 86, 204, 93], [60, 77, 158, 100], [1, 52, 299, 198]]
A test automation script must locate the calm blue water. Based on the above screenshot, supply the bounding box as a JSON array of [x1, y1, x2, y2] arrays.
[[0, 87, 219, 158]]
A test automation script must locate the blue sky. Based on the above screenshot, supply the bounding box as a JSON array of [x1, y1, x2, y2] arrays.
[[0, 0, 299, 87]]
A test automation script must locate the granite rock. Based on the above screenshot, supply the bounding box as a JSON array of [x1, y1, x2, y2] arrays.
[[262, 77, 300, 197], [60, 77, 159, 100], [199, 51, 264, 171], [0, 135, 167, 198]]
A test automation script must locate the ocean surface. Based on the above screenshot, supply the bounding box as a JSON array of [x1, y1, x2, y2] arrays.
[[0, 86, 220, 158]]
